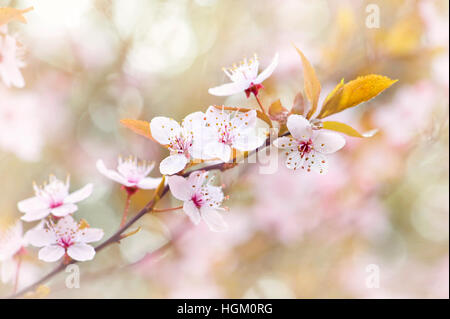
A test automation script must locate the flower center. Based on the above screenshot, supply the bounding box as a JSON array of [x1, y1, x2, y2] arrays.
[[245, 82, 264, 98], [168, 136, 192, 157], [298, 139, 313, 157], [59, 236, 73, 249], [50, 201, 63, 209], [218, 124, 234, 145], [191, 193, 204, 209]]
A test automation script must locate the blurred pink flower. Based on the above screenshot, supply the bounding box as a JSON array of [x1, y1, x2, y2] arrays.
[[0, 26, 25, 88], [18, 175, 93, 222], [96, 156, 161, 190]]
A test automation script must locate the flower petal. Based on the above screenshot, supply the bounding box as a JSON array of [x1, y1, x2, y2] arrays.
[[159, 154, 189, 175], [285, 150, 305, 170], [51, 203, 78, 217], [17, 196, 48, 213], [183, 200, 201, 225], [96, 159, 131, 186], [200, 207, 228, 232], [167, 175, 192, 201], [77, 228, 104, 243], [187, 171, 207, 189], [137, 177, 162, 189], [150, 117, 181, 145], [204, 142, 232, 162], [233, 130, 266, 152], [64, 183, 93, 204], [273, 136, 296, 149], [286, 114, 312, 140], [26, 228, 57, 247], [38, 245, 65, 262], [313, 131, 346, 154], [1, 258, 16, 284], [304, 151, 328, 175], [21, 209, 51, 222], [208, 81, 248, 96], [254, 52, 279, 84], [67, 243, 95, 261]]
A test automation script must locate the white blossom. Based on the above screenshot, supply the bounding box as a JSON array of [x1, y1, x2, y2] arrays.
[[202, 106, 266, 162], [274, 114, 346, 174], [150, 112, 210, 175], [17, 175, 93, 222], [26, 215, 103, 262], [208, 53, 278, 97], [168, 171, 228, 232], [97, 156, 161, 190]]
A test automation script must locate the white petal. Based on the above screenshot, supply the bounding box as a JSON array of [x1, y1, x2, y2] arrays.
[[273, 136, 296, 149], [200, 207, 228, 232], [1, 258, 15, 284], [17, 196, 48, 213], [181, 111, 205, 135], [96, 160, 131, 186], [303, 152, 328, 175], [204, 142, 232, 162], [21, 209, 51, 222], [231, 109, 257, 130], [254, 52, 279, 84], [64, 184, 93, 204], [285, 150, 305, 170], [187, 171, 207, 189], [204, 184, 224, 207], [26, 228, 57, 247], [51, 204, 78, 217], [78, 228, 104, 243], [208, 81, 248, 96], [286, 114, 312, 140], [159, 154, 189, 175], [150, 117, 181, 145], [137, 177, 162, 189], [67, 243, 95, 261], [167, 175, 192, 201], [233, 130, 266, 152], [313, 131, 346, 154], [183, 201, 202, 225], [38, 245, 65, 262]]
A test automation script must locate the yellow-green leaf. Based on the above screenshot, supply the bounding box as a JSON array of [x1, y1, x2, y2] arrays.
[[318, 74, 397, 119], [0, 7, 33, 26], [293, 45, 321, 119], [322, 121, 378, 138], [120, 119, 155, 142]]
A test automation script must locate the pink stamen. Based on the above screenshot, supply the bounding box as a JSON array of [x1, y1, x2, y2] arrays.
[[298, 139, 313, 158]]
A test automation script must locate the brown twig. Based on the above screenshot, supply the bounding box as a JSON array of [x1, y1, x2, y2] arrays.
[[6, 131, 281, 299]]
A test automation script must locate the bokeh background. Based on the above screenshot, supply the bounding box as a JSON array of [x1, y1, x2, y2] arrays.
[[0, 0, 448, 298]]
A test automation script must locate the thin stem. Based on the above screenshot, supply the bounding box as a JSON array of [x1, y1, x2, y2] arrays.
[[120, 193, 132, 227], [152, 206, 183, 213], [13, 256, 22, 294], [254, 93, 266, 114], [7, 130, 284, 299]]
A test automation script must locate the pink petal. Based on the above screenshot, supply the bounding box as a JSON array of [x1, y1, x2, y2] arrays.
[[286, 114, 312, 140], [96, 160, 131, 186], [167, 175, 192, 201], [64, 183, 93, 204], [136, 177, 162, 189], [38, 245, 65, 262], [17, 196, 48, 213], [313, 131, 346, 154], [183, 200, 201, 225], [150, 117, 182, 145], [21, 209, 51, 222], [67, 243, 95, 261], [26, 228, 57, 247], [200, 207, 228, 232], [159, 154, 188, 175], [254, 52, 279, 84], [78, 228, 104, 244], [208, 81, 248, 96], [51, 203, 78, 217]]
